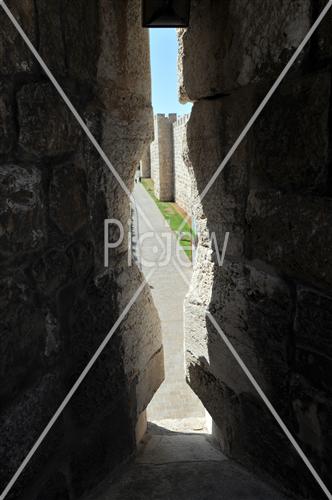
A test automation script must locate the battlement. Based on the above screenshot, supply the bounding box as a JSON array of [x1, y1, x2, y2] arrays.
[[173, 113, 190, 128]]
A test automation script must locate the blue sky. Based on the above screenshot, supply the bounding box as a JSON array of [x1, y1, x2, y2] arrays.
[[149, 29, 192, 115]]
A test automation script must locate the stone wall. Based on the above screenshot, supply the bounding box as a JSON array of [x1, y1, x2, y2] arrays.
[[150, 116, 160, 191], [140, 147, 151, 178], [149, 112, 194, 214], [180, 1, 332, 499], [0, 1, 163, 499], [173, 114, 192, 214], [150, 113, 177, 201]]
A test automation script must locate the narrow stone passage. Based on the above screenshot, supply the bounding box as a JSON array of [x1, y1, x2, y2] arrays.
[[85, 422, 289, 500], [132, 182, 205, 422], [111, 184, 291, 500]]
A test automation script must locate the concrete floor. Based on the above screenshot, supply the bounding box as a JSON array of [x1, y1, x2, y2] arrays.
[[86, 422, 289, 500], [132, 182, 204, 421]]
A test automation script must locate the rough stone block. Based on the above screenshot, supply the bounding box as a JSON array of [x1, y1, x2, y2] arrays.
[[49, 162, 89, 234], [31, 248, 72, 296], [70, 407, 134, 499], [0, 164, 46, 254], [35, 0, 66, 76], [61, 272, 119, 389], [237, 389, 327, 500], [186, 94, 253, 257], [0, 0, 37, 76], [17, 83, 80, 158], [247, 191, 332, 290], [208, 262, 293, 402], [178, 0, 311, 100], [61, 0, 99, 81], [185, 259, 294, 419], [0, 373, 65, 498], [186, 356, 241, 451], [313, 0, 332, 61], [294, 288, 332, 393], [0, 3, 163, 500], [134, 347, 164, 415], [119, 265, 164, 416], [291, 374, 332, 493], [36, 0, 98, 81], [295, 288, 332, 358], [0, 81, 15, 154], [0, 276, 47, 403], [32, 240, 94, 298], [185, 358, 314, 498], [295, 346, 331, 397], [253, 72, 330, 191]]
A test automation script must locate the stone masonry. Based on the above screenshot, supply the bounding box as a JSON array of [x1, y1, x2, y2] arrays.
[[150, 113, 177, 202], [173, 114, 192, 214], [1, 2, 331, 500], [179, 1, 332, 499], [0, 2, 163, 499], [140, 146, 151, 178], [149, 113, 193, 216]]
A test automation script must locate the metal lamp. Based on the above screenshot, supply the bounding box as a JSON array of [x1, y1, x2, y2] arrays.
[[142, 0, 191, 28]]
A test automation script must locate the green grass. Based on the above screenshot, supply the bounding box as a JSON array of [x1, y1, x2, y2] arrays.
[[141, 178, 194, 261]]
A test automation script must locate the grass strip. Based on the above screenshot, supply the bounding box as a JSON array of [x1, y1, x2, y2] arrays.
[[141, 178, 194, 261]]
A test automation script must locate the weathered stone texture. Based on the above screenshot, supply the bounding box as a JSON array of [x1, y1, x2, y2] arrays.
[[314, 0, 332, 61], [150, 122, 160, 192], [115, 265, 164, 418], [0, 0, 37, 76], [0, 81, 15, 155], [0, 164, 46, 255], [0, 1, 162, 499], [17, 83, 80, 158], [186, 93, 252, 258], [290, 371, 332, 499], [36, 0, 99, 81], [186, 261, 294, 405], [49, 162, 89, 234], [295, 289, 332, 358], [247, 191, 332, 290], [0, 276, 46, 403], [253, 71, 331, 192], [182, 0, 332, 497], [149, 113, 195, 214], [173, 114, 192, 214], [294, 289, 332, 394], [0, 372, 65, 500], [178, 0, 312, 101], [150, 114, 176, 201], [140, 147, 151, 178]]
